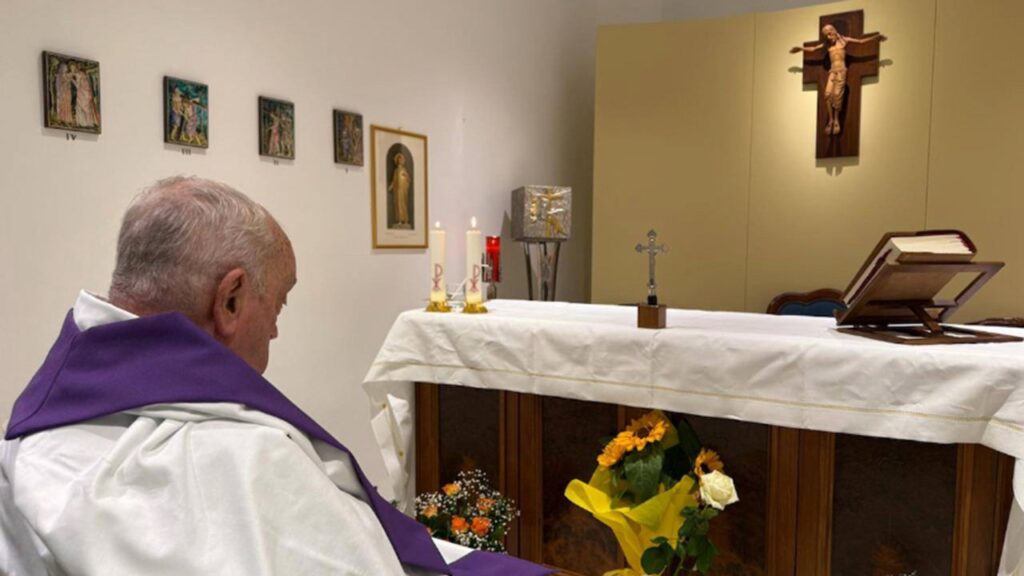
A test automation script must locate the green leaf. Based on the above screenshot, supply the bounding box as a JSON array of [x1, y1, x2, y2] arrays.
[[701, 507, 720, 520], [675, 417, 703, 465], [641, 543, 671, 574], [696, 536, 709, 556], [696, 519, 710, 536], [661, 443, 690, 480], [696, 541, 719, 574], [679, 516, 698, 538], [651, 536, 670, 546], [686, 536, 701, 557], [624, 447, 664, 503], [675, 541, 687, 563]]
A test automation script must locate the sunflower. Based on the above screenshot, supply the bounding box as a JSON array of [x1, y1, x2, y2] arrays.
[[597, 438, 627, 468], [694, 448, 724, 477], [621, 412, 669, 451], [611, 431, 637, 450]]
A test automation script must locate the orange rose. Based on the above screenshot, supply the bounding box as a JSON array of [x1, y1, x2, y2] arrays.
[[443, 483, 461, 496], [422, 504, 438, 519], [476, 497, 495, 513], [471, 516, 492, 537], [451, 515, 469, 534]]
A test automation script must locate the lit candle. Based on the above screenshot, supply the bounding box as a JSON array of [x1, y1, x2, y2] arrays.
[[486, 236, 501, 283], [465, 217, 483, 305], [429, 221, 446, 304]]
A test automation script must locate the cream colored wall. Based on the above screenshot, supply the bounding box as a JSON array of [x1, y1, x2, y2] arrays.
[[593, 0, 1022, 319], [592, 17, 755, 310], [0, 0, 614, 497], [746, 0, 935, 311], [925, 0, 1024, 320]]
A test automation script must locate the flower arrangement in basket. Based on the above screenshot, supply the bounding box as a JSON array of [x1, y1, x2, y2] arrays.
[[565, 410, 738, 576], [415, 469, 519, 552]]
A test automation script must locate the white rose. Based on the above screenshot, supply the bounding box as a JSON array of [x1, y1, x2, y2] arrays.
[[699, 470, 739, 511]]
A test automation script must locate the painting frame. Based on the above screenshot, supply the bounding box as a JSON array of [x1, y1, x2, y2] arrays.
[[333, 109, 364, 166], [370, 125, 429, 249], [42, 51, 101, 134], [258, 96, 295, 159], [163, 76, 209, 149]]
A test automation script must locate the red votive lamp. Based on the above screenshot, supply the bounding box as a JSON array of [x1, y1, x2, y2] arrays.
[[485, 236, 501, 283]]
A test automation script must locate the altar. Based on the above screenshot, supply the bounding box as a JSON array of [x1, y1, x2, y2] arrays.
[[363, 300, 1024, 575]]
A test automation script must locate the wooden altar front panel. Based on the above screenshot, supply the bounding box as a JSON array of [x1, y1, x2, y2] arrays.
[[538, 396, 623, 572], [415, 383, 1014, 576]]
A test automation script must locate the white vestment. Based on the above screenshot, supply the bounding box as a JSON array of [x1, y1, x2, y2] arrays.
[[0, 291, 471, 575]]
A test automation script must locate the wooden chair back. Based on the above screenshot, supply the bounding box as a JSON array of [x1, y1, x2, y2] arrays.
[[766, 288, 846, 318]]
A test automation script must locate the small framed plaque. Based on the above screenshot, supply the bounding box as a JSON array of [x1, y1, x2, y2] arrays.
[[370, 125, 429, 249], [258, 96, 295, 159], [42, 51, 101, 134]]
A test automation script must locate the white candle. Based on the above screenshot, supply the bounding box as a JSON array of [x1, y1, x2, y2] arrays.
[[465, 217, 483, 305], [429, 221, 446, 303]]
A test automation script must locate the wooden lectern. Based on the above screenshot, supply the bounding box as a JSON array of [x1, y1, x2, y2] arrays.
[[837, 231, 1022, 345]]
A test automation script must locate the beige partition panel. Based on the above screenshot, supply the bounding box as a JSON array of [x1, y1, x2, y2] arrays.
[[924, 0, 1024, 321], [593, 0, 1023, 320], [591, 17, 755, 310], [744, 0, 936, 313]]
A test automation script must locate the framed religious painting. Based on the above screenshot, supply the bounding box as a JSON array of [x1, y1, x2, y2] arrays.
[[333, 109, 364, 166], [258, 96, 295, 159], [42, 51, 101, 134], [370, 125, 428, 249], [164, 77, 208, 148]]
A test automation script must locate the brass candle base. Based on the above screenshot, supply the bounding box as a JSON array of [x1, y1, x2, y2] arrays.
[[463, 301, 488, 314], [425, 300, 451, 313]]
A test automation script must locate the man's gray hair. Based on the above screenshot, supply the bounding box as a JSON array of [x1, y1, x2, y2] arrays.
[[109, 176, 284, 317]]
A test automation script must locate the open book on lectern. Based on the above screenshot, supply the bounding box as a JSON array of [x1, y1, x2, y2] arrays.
[[836, 230, 1022, 345], [842, 230, 975, 305]]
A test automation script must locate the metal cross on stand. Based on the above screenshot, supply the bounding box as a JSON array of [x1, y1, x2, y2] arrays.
[[635, 229, 668, 306]]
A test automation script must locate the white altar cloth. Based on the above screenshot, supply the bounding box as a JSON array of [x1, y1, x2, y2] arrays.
[[363, 300, 1024, 573]]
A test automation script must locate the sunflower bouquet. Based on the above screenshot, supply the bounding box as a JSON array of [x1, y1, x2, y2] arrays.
[[414, 469, 519, 552], [564, 410, 738, 576]]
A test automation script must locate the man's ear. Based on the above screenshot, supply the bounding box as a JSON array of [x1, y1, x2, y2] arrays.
[[212, 267, 248, 341]]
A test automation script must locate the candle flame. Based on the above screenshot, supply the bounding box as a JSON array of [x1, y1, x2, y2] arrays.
[[435, 221, 441, 229], [471, 216, 477, 228]]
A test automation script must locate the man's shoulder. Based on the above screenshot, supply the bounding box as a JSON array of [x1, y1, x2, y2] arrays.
[[9, 405, 315, 492], [13, 413, 136, 464], [13, 404, 306, 468]]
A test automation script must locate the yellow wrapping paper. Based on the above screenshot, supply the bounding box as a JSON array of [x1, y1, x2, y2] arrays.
[[564, 468, 697, 576]]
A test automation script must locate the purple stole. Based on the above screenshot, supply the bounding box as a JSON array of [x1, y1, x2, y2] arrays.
[[6, 311, 552, 576]]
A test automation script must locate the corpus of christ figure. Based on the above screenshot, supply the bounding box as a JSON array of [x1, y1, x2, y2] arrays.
[[790, 10, 886, 158]]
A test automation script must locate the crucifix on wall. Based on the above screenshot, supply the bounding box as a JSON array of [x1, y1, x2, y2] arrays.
[[790, 10, 886, 158]]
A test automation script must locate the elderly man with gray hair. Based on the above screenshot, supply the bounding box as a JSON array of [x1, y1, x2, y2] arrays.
[[0, 176, 550, 576]]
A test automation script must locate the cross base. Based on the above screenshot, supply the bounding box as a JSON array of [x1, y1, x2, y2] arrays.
[[637, 304, 667, 329]]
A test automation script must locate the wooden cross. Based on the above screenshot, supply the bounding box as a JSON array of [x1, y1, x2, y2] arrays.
[[793, 10, 885, 158], [635, 230, 667, 306]]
